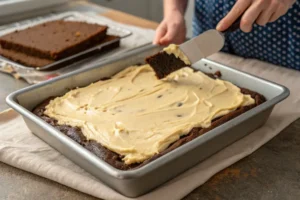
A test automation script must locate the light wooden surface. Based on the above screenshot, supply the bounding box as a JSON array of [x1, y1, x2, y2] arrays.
[[102, 9, 159, 29]]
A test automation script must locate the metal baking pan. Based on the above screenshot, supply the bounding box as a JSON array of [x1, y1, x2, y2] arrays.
[[6, 44, 289, 197], [0, 11, 131, 71]]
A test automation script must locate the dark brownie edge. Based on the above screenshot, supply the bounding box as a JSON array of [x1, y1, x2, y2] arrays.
[[32, 73, 266, 170], [146, 51, 190, 79]]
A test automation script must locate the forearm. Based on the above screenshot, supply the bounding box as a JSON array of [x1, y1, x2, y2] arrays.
[[163, 0, 188, 17]]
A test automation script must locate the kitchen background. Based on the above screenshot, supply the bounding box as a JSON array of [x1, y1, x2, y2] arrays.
[[91, 0, 195, 38]]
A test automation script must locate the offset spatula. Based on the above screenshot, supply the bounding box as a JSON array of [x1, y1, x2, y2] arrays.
[[146, 17, 241, 79], [179, 17, 241, 64]]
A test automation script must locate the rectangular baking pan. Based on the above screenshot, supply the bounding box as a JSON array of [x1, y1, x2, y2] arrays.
[[6, 44, 289, 197], [0, 11, 131, 71]]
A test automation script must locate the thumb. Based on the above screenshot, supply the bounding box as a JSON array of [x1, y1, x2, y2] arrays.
[[153, 23, 167, 45], [159, 26, 177, 45]]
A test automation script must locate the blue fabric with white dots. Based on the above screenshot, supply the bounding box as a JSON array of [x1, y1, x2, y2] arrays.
[[193, 0, 300, 70]]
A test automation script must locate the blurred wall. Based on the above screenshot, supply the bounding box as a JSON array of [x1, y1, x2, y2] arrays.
[[185, 0, 194, 38], [91, 0, 194, 38]]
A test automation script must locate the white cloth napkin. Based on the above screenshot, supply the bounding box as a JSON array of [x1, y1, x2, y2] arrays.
[[1, 52, 300, 200]]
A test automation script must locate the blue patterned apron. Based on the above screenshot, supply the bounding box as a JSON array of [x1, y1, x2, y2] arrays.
[[193, 0, 300, 70]]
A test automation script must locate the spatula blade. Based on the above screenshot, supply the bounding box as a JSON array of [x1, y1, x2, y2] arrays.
[[179, 29, 225, 64]]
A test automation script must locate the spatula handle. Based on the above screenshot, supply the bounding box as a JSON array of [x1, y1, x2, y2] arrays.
[[221, 16, 242, 33]]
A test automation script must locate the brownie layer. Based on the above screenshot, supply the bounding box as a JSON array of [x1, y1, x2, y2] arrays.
[[0, 20, 107, 60], [0, 35, 120, 68], [32, 72, 266, 170], [146, 51, 190, 79], [0, 46, 53, 67]]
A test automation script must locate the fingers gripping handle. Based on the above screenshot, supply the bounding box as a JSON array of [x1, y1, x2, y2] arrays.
[[221, 16, 242, 33]]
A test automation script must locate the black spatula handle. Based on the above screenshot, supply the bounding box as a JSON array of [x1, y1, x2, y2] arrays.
[[221, 16, 242, 34]]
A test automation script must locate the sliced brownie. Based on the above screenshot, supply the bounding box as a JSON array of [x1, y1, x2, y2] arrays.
[[0, 20, 108, 60], [0, 46, 53, 67], [0, 35, 120, 68], [146, 51, 190, 79]]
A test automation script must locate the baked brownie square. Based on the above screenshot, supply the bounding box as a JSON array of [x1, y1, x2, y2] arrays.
[[0, 20, 108, 60]]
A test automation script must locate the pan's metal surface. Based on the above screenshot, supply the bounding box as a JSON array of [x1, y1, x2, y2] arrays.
[[6, 44, 289, 197]]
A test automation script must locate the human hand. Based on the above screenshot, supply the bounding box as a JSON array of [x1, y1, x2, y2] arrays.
[[153, 10, 186, 45], [217, 0, 296, 33]]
